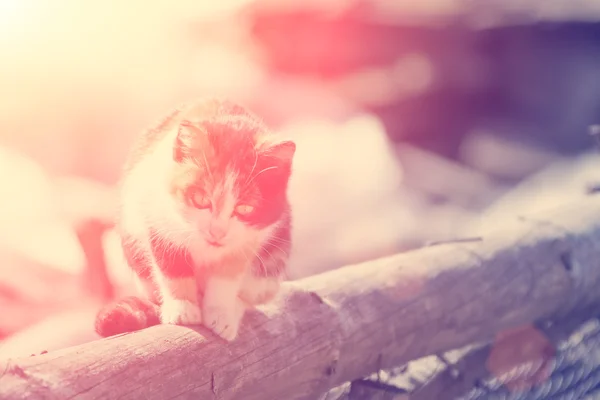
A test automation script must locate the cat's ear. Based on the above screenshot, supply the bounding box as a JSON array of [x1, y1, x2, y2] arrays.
[[174, 120, 202, 162], [265, 140, 296, 169]]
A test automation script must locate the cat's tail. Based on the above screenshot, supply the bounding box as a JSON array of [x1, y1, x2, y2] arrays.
[[95, 296, 161, 337]]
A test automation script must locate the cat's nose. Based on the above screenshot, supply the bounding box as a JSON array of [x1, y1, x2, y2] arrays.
[[208, 221, 227, 241]]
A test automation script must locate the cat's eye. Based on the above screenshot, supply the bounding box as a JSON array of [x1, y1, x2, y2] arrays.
[[190, 190, 211, 209], [234, 204, 254, 216]]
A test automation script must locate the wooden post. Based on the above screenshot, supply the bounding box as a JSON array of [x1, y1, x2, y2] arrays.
[[1, 197, 600, 400]]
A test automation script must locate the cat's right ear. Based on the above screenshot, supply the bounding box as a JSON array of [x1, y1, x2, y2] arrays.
[[174, 120, 201, 162]]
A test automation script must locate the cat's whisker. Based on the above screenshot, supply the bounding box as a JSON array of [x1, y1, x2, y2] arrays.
[[151, 228, 191, 246], [239, 245, 267, 276], [265, 242, 289, 258], [201, 149, 214, 183], [238, 246, 253, 266], [251, 249, 269, 276], [246, 166, 278, 187], [267, 236, 292, 245], [149, 225, 191, 238], [244, 151, 259, 187]]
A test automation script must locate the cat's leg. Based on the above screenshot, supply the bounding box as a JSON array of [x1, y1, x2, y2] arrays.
[[155, 274, 203, 325], [120, 232, 201, 325], [239, 241, 287, 306], [203, 254, 249, 341], [203, 276, 246, 341], [238, 231, 288, 307], [239, 273, 282, 306], [146, 236, 203, 326], [203, 272, 283, 341]]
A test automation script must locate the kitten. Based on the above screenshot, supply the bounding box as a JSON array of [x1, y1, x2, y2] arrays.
[[95, 98, 295, 341]]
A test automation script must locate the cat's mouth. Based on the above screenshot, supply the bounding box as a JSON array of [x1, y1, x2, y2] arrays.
[[206, 239, 224, 248]]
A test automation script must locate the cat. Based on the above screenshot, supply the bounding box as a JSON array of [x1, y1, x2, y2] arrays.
[[95, 98, 295, 341]]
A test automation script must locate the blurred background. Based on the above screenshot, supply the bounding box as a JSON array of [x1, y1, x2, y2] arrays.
[[0, 0, 599, 368]]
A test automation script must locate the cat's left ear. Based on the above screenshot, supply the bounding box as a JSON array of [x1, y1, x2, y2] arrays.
[[266, 141, 296, 168]]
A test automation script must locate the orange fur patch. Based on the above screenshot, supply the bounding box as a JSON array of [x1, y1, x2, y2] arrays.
[[205, 250, 252, 278], [238, 287, 278, 305], [168, 161, 201, 201]]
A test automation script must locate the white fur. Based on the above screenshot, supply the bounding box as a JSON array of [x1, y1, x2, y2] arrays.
[[155, 275, 198, 303], [119, 125, 281, 340], [133, 274, 155, 299], [154, 275, 202, 325], [240, 272, 282, 305], [160, 299, 203, 325], [119, 129, 182, 245], [203, 275, 246, 341]]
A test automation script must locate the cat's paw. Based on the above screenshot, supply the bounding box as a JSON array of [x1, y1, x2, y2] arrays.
[[202, 302, 244, 341], [160, 299, 203, 326]]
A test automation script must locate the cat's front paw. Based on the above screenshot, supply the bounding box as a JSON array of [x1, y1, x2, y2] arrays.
[[202, 302, 245, 341], [160, 299, 203, 326]]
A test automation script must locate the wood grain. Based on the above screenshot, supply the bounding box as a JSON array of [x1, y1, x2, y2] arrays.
[[1, 196, 600, 399]]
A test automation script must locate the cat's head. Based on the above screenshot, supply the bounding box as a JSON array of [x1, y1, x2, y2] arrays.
[[168, 103, 295, 257]]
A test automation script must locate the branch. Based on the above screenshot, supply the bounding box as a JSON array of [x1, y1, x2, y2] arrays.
[[1, 197, 600, 399]]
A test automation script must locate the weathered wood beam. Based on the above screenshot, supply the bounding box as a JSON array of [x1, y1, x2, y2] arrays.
[[1, 196, 600, 400]]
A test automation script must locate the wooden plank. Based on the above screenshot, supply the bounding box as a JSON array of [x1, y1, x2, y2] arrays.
[[1, 196, 600, 399]]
